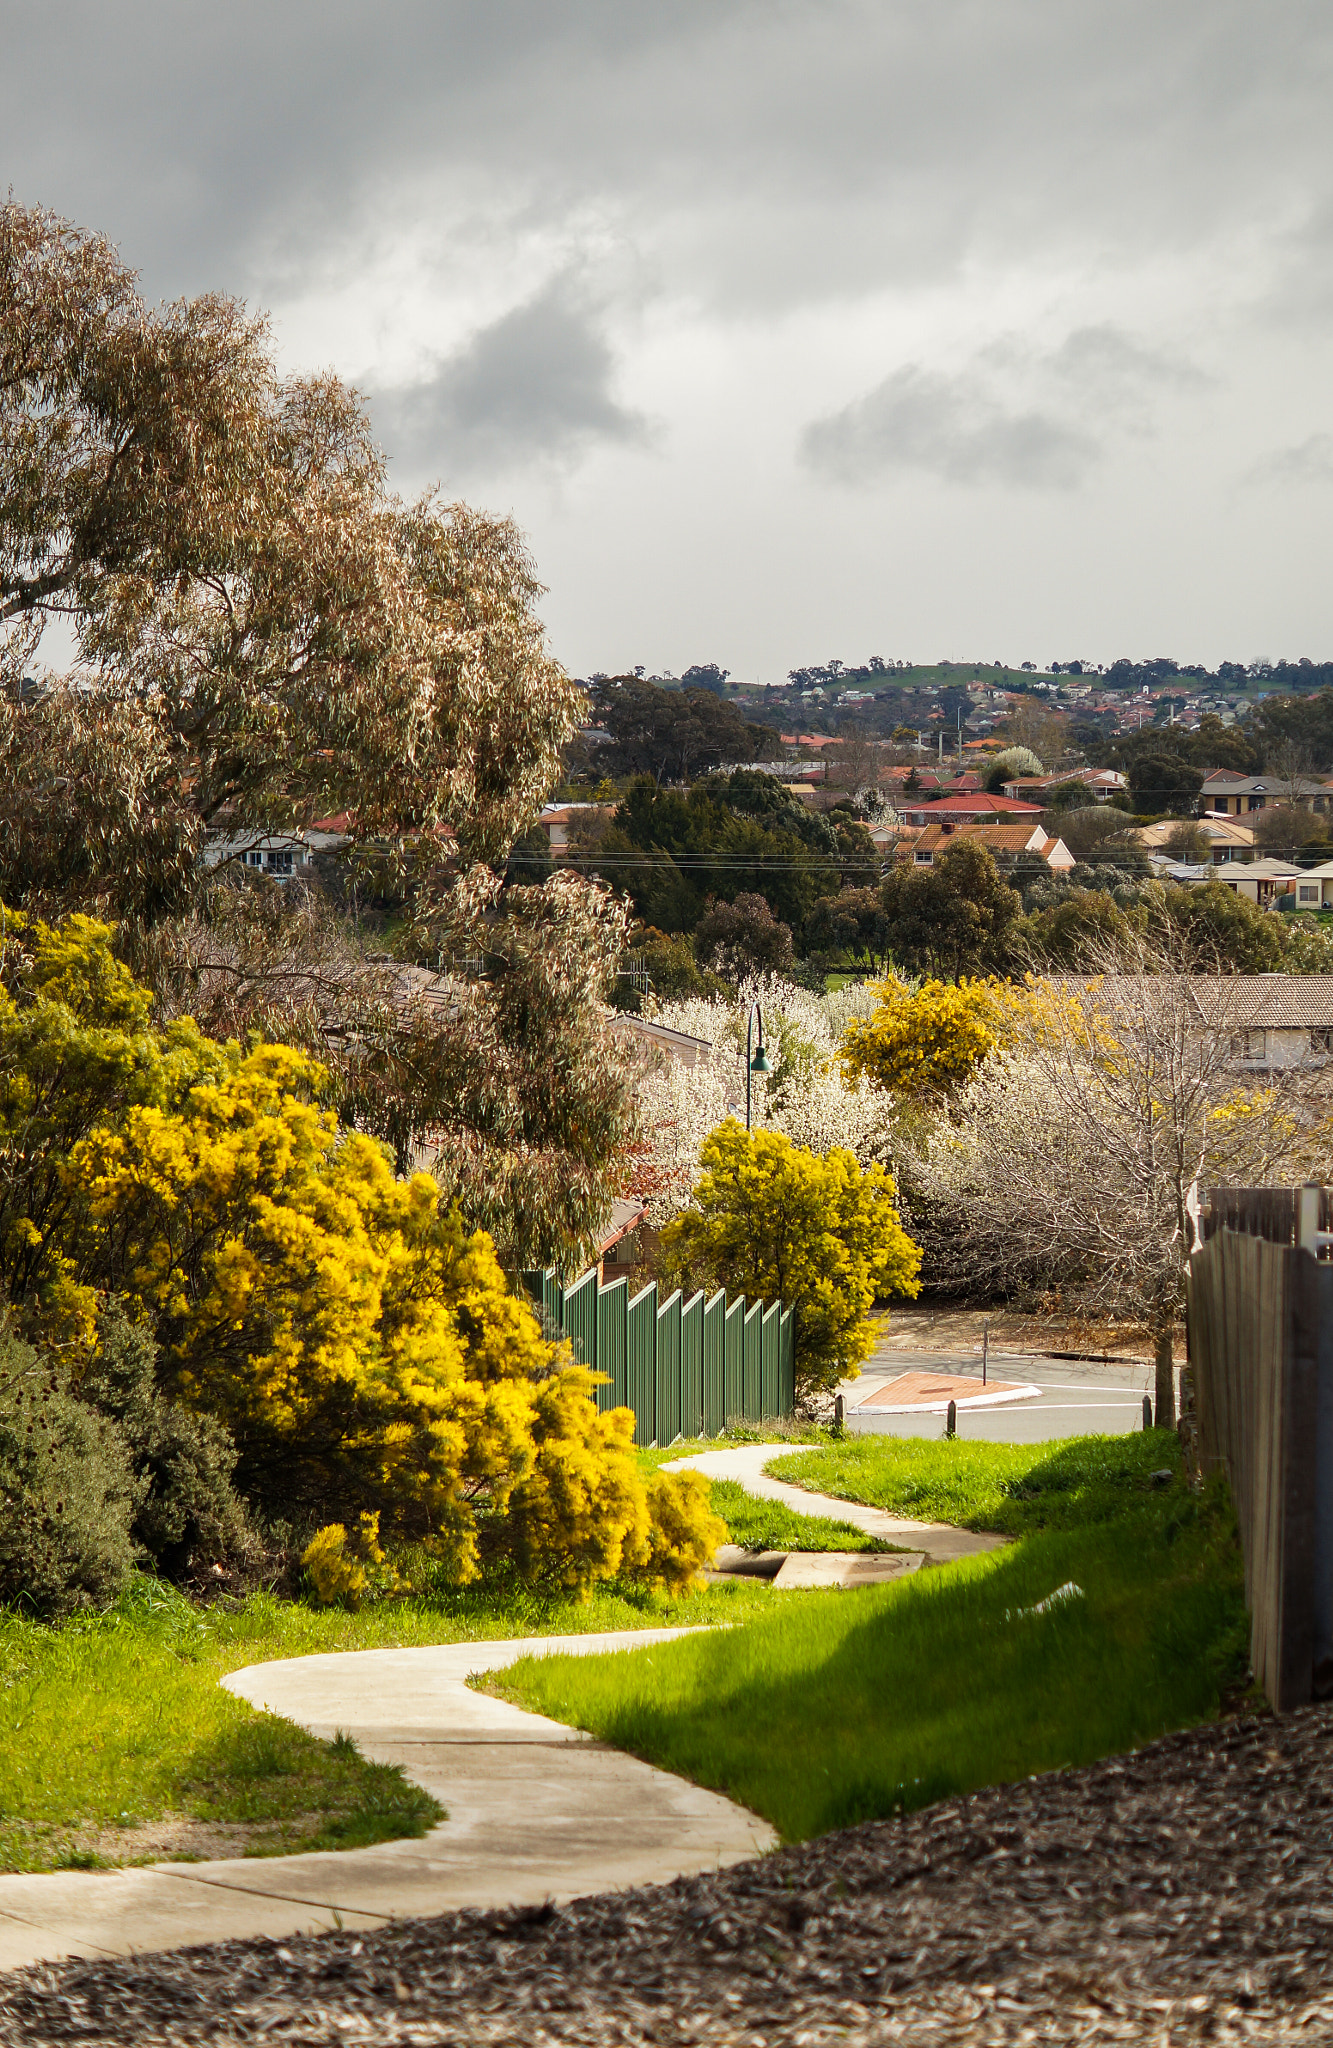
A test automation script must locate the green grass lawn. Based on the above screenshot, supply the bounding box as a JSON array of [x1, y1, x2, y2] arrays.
[[497, 1430, 1248, 1842], [706, 1477, 889, 1553], [635, 1435, 884, 1552], [765, 1432, 1180, 1535], [0, 1568, 772, 1874]]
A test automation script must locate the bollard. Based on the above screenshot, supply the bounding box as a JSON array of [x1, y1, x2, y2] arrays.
[[833, 1393, 845, 1429], [1143, 1394, 1153, 1430], [946, 1398, 957, 1438]]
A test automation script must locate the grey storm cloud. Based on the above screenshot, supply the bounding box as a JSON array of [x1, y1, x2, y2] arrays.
[[371, 278, 647, 477], [4, 2, 1333, 315], [800, 324, 1207, 489], [800, 366, 1100, 491], [1243, 434, 1333, 487]]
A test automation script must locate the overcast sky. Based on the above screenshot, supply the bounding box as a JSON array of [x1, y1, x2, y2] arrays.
[[6, 1, 1333, 679]]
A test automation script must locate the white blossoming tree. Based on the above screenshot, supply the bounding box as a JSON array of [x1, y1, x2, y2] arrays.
[[633, 977, 885, 1226]]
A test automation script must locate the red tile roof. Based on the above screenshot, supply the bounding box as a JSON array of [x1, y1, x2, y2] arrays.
[[905, 792, 1043, 817]]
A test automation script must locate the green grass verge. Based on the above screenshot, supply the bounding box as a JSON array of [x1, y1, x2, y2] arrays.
[[0, 1569, 773, 1873], [707, 1478, 886, 1554], [765, 1432, 1180, 1536], [635, 1434, 880, 1552], [496, 1431, 1247, 1842]]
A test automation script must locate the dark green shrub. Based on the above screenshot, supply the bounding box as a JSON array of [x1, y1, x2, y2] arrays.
[[81, 1305, 259, 1584], [0, 1330, 140, 1617]]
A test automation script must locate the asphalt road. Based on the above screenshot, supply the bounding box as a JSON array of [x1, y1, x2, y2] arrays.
[[838, 1347, 1161, 1444]]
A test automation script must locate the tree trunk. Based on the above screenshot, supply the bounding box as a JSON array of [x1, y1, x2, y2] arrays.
[[1153, 1324, 1176, 1430]]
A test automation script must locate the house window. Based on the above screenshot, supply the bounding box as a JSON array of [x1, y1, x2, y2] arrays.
[[265, 849, 294, 874], [1299, 884, 1321, 903], [1311, 1028, 1333, 1055], [1229, 1028, 1267, 1060]]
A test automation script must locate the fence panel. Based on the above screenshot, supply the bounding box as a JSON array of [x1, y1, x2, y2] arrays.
[[680, 1291, 704, 1439], [1187, 1206, 1327, 1712], [703, 1291, 726, 1436], [597, 1278, 629, 1412], [743, 1302, 762, 1421], [779, 1307, 795, 1415], [561, 1267, 598, 1384], [627, 1284, 658, 1448], [656, 1290, 683, 1447], [724, 1296, 745, 1423], [520, 1267, 796, 1443], [761, 1303, 780, 1419]]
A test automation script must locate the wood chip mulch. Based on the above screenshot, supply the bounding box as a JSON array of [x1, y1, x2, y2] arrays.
[[5, 1702, 1333, 2047]]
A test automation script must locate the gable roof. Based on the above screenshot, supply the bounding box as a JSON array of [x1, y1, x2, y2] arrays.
[[905, 792, 1043, 818]]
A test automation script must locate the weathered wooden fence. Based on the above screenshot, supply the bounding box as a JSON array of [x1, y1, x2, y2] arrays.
[[1186, 1185, 1333, 1711], [521, 1267, 796, 1446]]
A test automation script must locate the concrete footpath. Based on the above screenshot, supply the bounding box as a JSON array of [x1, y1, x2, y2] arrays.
[[0, 1631, 774, 1975], [664, 1443, 1007, 1565]]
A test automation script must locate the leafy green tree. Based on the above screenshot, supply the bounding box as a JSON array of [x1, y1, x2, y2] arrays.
[[879, 840, 1021, 980], [694, 894, 794, 984], [1148, 881, 1287, 973], [584, 776, 840, 942], [658, 1122, 921, 1399], [1126, 753, 1204, 816], [804, 887, 888, 970], [589, 675, 755, 782]]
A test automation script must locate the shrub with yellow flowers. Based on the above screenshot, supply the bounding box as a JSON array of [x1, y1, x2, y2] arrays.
[[0, 907, 719, 1597]]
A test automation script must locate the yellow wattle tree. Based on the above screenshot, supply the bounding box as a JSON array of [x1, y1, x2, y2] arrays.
[[658, 1121, 921, 1398], [0, 907, 716, 1593]]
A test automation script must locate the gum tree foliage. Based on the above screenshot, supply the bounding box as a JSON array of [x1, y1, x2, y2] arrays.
[[879, 839, 1021, 979], [0, 911, 715, 1590], [0, 203, 635, 1269], [658, 1122, 921, 1400]]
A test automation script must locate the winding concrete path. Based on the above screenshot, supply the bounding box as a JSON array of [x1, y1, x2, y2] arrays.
[[663, 1443, 1007, 1565], [0, 1630, 774, 1975]]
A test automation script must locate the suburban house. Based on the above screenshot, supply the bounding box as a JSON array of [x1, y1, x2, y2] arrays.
[[1000, 768, 1128, 804], [1196, 978, 1333, 1069], [909, 820, 1075, 871], [1198, 772, 1333, 817], [897, 791, 1044, 829], [1066, 975, 1333, 1071], [596, 1197, 649, 1283], [202, 815, 351, 878], [1211, 858, 1306, 907], [538, 802, 616, 854], [608, 1013, 714, 1070], [1136, 816, 1256, 863]]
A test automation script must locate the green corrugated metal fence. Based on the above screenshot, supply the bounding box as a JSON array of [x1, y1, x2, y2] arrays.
[[521, 1265, 797, 1447]]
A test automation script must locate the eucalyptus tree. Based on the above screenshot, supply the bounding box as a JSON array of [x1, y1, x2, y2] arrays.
[[0, 202, 635, 1269]]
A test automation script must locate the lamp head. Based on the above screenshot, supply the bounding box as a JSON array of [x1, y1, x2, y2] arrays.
[[750, 1044, 773, 1076]]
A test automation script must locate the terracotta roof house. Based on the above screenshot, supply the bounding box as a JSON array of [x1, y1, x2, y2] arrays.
[[538, 802, 616, 853], [909, 820, 1075, 871], [898, 791, 1044, 828]]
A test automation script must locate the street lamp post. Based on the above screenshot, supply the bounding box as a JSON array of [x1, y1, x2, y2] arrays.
[[745, 1002, 772, 1131]]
